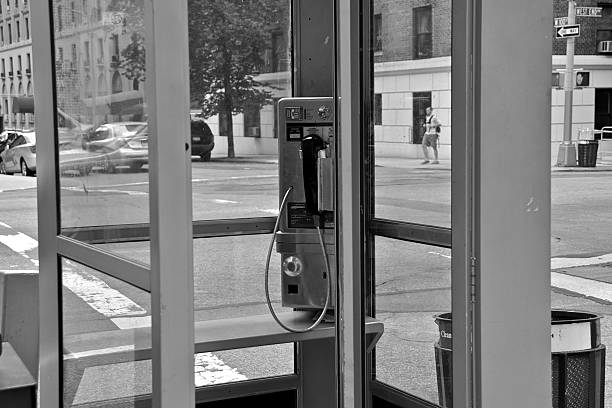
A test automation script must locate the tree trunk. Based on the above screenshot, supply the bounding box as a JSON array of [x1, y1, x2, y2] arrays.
[[226, 106, 235, 158], [223, 73, 235, 158]]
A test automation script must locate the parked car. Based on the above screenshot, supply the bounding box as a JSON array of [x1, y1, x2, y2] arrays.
[[190, 117, 215, 161], [82, 122, 148, 171], [0, 130, 21, 153], [0, 131, 36, 176]]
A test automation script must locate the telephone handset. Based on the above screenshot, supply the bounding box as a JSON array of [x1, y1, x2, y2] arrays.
[[300, 134, 327, 216]]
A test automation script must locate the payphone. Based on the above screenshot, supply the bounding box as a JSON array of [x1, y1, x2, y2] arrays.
[[265, 97, 335, 332]]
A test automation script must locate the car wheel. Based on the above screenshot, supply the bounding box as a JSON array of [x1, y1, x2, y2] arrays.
[[200, 152, 211, 162], [21, 160, 34, 177], [79, 165, 93, 177], [104, 157, 116, 174], [0, 161, 6, 175], [129, 162, 143, 171]]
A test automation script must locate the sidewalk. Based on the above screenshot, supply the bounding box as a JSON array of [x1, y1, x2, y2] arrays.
[[211, 154, 612, 172]]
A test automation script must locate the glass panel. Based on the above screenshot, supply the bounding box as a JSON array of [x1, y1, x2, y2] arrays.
[[187, 0, 291, 221], [62, 254, 292, 407], [196, 344, 294, 387], [99, 234, 296, 378], [372, 1, 451, 228], [62, 258, 151, 407], [551, 171, 612, 404], [194, 234, 281, 320], [54, 0, 150, 263], [374, 237, 451, 403]]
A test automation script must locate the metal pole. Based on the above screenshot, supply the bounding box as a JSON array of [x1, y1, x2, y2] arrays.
[[557, 0, 577, 166]]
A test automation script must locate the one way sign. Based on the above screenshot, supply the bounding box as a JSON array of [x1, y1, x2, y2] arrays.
[[556, 24, 580, 38]]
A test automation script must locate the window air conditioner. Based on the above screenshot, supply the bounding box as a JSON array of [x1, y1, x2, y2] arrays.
[[597, 40, 612, 53], [247, 126, 260, 137]]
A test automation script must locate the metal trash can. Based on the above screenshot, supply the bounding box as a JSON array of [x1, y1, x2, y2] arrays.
[[433, 313, 452, 407], [433, 311, 605, 408], [577, 140, 599, 167]]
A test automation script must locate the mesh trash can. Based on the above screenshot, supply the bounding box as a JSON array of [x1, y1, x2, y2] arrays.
[[433, 311, 605, 408], [577, 140, 599, 167]]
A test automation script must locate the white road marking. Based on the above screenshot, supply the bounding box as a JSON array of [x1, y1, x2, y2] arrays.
[[551, 272, 612, 303], [64, 345, 136, 360], [427, 251, 612, 303], [111, 316, 151, 329], [194, 353, 247, 386], [0, 232, 38, 254], [62, 269, 147, 317], [62, 186, 148, 196], [551, 253, 612, 269], [0, 269, 38, 274], [428, 251, 451, 259], [192, 174, 275, 183], [259, 208, 280, 215], [214, 199, 239, 204]]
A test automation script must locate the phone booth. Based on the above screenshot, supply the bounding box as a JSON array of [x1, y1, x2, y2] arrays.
[[30, 0, 554, 407]]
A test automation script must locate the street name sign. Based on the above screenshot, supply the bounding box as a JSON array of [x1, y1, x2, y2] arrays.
[[575, 7, 602, 17], [554, 17, 569, 27], [556, 24, 580, 39]]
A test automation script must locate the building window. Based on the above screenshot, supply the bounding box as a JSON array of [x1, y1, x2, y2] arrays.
[[596, 29, 612, 53], [243, 105, 261, 137], [26, 53, 30, 72], [374, 93, 382, 125], [84, 41, 90, 66], [97, 37, 104, 62], [414, 6, 432, 59], [96, 0, 102, 21], [0, 25, 4, 45], [17, 55, 21, 73], [71, 2, 76, 24], [16, 20, 19, 41], [8, 23, 11, 43], [24, 18, 29, 39], [56, 6, 62, 31], [112, 34, 119, 56], [373, 14, 382, 53], [1, 59, 5, 75], [111, 71, 122, 94], [71, 45, 76, 68]]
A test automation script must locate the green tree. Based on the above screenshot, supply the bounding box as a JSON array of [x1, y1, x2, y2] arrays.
[[108, 0, 145, 84], [109, 0, 288, 158], [188, 0, 287, 158]]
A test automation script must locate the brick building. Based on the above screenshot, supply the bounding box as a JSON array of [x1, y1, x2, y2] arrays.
[[373, 0, 452, 159], [373, 0, 612, 160]]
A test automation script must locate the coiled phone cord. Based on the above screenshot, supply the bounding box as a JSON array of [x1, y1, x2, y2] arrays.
[[264, 186, 332, 333]]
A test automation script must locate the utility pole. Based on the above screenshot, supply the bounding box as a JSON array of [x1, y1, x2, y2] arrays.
[[557, 0, 577, 166]]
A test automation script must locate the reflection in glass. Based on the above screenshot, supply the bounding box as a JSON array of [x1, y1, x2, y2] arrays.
[[62, 251, 293, 407], [62, 258, 151, 407], [374, 237, 451, 403], [372, 1, 451, 228], [187, 0, 291, 220], [54, 0, 150, 257]]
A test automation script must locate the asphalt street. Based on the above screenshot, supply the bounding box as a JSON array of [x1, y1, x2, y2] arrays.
[[0, 155, 610, 406]]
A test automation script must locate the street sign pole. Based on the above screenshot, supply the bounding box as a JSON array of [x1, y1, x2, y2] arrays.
[[557, 0, 577, 166]]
